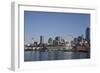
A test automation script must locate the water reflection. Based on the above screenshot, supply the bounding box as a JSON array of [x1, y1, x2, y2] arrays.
[[24, 51, 89, 61]]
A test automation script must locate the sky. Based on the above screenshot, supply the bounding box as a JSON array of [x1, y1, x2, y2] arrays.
[[24, 11, 90, 43]]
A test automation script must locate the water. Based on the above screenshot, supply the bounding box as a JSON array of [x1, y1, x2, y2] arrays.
[[24, 51, 89, 61]]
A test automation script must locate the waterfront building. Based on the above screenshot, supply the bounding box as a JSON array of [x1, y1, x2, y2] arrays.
[[32, 37, 34, 44], [77, 36, 82, 42], [48, 37, 53, 45], [55, 36, 61, 45], [61, 38, 66, 46], [53, 39, 58, 46], [40, 35, 44, 44], [55, 36, 60, 41], [34, 41, 38, 46], [65, 41, 72, 50], [85, 27, 90, 41]]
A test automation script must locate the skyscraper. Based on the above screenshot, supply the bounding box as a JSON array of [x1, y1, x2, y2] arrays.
[[55, 36, 60, 42], [55, 36, 61, 45], [40, 35, 44, 44], [85, 27, 90, 41], [48, 37, 53, 45]]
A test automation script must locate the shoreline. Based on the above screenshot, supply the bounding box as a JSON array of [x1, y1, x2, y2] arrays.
[[24, 49, 89, 52]]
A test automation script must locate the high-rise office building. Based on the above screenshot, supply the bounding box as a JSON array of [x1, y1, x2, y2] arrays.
[[48, 37, 53, 45], [40, 35, 44, 44], [85, 27, 90, 41], [55, 36, 61, 45], [55, 36, 60, 42]]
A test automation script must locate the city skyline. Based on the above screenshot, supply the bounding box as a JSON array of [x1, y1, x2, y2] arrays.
[[24, 11, 90, 43]]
